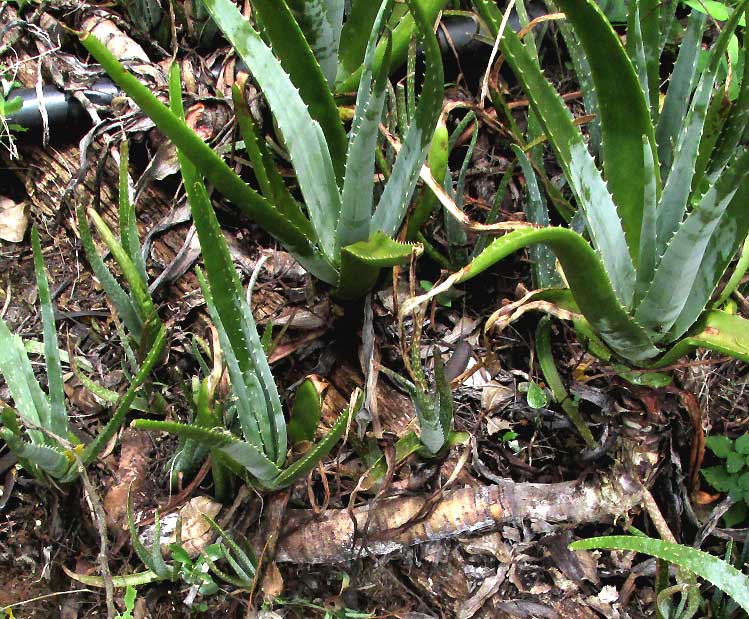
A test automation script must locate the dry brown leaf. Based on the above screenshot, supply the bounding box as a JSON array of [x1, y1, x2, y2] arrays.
[[0, 197, 28, 243]]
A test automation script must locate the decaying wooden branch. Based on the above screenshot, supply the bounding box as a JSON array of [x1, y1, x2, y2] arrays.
[[276, 470, 643, 564]]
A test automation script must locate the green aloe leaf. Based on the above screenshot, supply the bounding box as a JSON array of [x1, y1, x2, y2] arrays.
[[201, 0, 341, 259], [337, 1, 393, 251], [78, 33, 313, 257], [656, 9, 706, 176], [636, 149, 749, 341], [82, 324, 167, 465], [656, 3, 746, 253], [77, 202, 143, 338], [570, 536, 749, 613], [0, 318, 50, 446], [217, 441, 281, 483], [337, 0, 381, 81], [337, 232, 418, 299], [473, 0, 636, 307], [513, 146, 562, 289], [250, 0, 347, 180], [335, 0, 449, 94], [634, 136, 658, 306], [458, 227, 660, 363], [286, 0, 343, 90], [271, 391, 359, 489], [31, 227, 67, 440], [117, 140, 148, 285], [556, 0, 659, 258], [654, 310, 749, 366], [370, 0, 444, 239], [0, 431, 70, 479], [231, 84, 316, 241], [287, 378, 322, 444], [87, 209, 156, 330]]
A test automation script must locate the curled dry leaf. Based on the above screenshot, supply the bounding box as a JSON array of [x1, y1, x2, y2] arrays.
[[169, 495, 222, 557], [0, 197, 29, 243]]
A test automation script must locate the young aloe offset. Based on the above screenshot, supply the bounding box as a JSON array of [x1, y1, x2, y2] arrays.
[[79, 0, 444, 300], [438, 0, 749, 367], [77, 139, 163, 357], [0, 228, 166, 483]]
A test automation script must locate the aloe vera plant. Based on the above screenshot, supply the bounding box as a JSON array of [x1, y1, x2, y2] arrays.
[[0, 228, 166, 483], [79, 0, 444, 300], [129, 67, 360, 492], [438, 0, 749, 367], [77, 139, 163, 356]]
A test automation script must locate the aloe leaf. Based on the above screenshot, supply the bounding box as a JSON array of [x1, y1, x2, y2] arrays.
[[0, 320, 49, 445], [655, 309, 749, 366], [636, 149, 749, 341], [77, 203, 143, 338], [335, 0, 449, 94], [708, 9, 749, 179], [337, 232, 418, 299], [78, 34, 313, 257], [231, 85, 315, 242], [555, 0, 658, 258], [217, 441, 281, 483], [656, 4, 746, 253], [149, 511, 172, 578], [338, 3, 393, 251], [370, 0, 444, 239], [127, 489, 164, 576], [513, 146, 562, 289], [117, 140, 148, 285], [407, 121, 449, 241], [0, 431, 70, 478], [203, 514, 257, 578], [196, 268, 267, 456], [570, 536, 749, 613], [637, 0, 662, 119], [287, 378, 322, 444], [716, 236, 749, 307], [535, 317, 596, 447], [82, 324, 166, 465], [201, 0, 341, 259], [271, 391, 359, 489], [433, 353, 453, 447], [337, 0, 381, 81], [132, 419, 234, 447], [656, 10, 706, 176], [474, 0, 636, 307], [459, 227, 661, 363], [63, 568, 160, 588], [627, 2, 652, 116], [250, 0, 347, 180], [286, 0, 344, 90], [31, 228, 67, 439], [553, 12, 601, 155], [634, 136, 658, 307], [87, 209, 156, 330]]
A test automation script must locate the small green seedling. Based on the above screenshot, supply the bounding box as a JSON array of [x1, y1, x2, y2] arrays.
[[702, 433, 749, 527]]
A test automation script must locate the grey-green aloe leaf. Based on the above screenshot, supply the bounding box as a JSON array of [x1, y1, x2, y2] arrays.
[[78, 33, 314, 257], [570, 536, 749, 613], [201, 0, 341, 259]]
